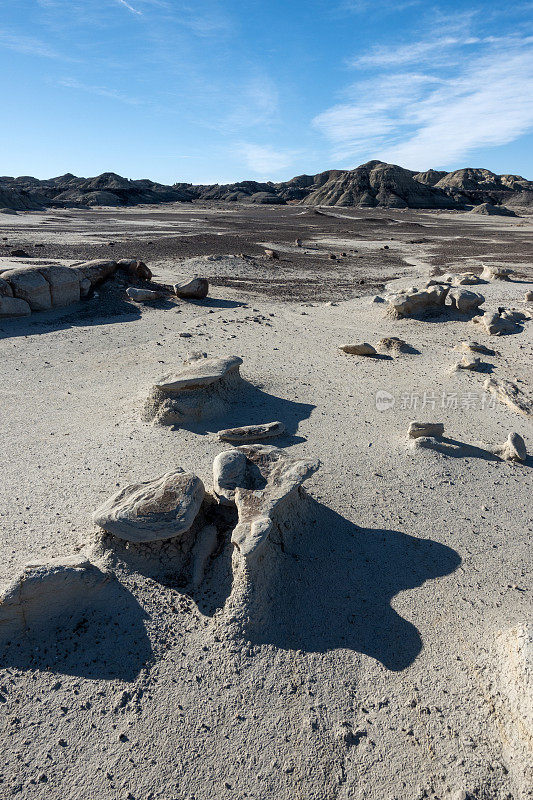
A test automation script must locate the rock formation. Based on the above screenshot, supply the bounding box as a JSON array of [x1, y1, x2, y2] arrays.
[[142, 354, 244, 426], [340, 343, 377, 356], [213, 445, 319, 565], [93, 469, 205, 543], [493, 432, 527, 462], [484, 378, 533, 418], [174, 277, 209, 299], [408, 422, 445, 439]]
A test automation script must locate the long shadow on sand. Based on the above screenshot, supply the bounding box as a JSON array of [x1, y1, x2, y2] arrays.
[[245, 497, 461, 671], [0, 577, 152, 681], [175, 382, 316, 444]]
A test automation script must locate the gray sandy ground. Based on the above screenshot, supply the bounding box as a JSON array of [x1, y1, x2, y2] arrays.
[[0, 205, 531, 800]]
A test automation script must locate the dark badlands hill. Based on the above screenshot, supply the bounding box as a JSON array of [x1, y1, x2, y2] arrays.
[[1, 160, 531, 212]]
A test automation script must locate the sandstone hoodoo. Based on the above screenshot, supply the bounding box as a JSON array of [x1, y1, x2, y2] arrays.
[[213, 444, 320, 565], [143, 354, 244, 426]]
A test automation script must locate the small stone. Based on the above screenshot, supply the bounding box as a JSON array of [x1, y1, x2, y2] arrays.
[[340, 343, 377, 356], [408, 422, 444, 439], [126, 287, 165, 302], [525, 291, 533, 301], [264, 249, 279, 260]]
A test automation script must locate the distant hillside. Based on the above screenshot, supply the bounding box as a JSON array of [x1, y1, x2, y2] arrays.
[[1, 161, 531, 211]]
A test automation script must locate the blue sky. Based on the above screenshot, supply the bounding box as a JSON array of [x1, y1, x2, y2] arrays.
[[1, 0, 532, 183]]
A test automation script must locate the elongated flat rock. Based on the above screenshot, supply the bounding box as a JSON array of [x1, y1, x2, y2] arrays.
[[155, 356, 243, 393], [217, 421, 285, 443], [93, 469, 205, 542], [484, 377, 533, 418], [340, 343, 377, 356]]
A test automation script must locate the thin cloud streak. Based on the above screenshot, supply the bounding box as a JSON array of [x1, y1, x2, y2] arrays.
[[115, 0, 143, 14]]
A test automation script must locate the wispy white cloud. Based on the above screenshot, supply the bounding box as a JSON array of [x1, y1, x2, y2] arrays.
[[116, 0, 143, 15], [314, 32, 533, 169], [0, 29, 65, 59], [239, 143, 294, 175], [57, 76, 144, 105]]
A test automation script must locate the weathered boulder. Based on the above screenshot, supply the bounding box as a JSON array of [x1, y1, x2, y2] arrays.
[[174, 277, 209, 299], [72, 259, 117, 287], [223, 445, 319, 564], [453, 354, 484, 371], [264, 249, 279, 260], [340, 342, 377, 356], [377, 336, 412, 354], [408, 421, 444, 439], [525, 291, 533, 302], [38, 265, 80, 306], [1, 267, 52, 311], [0, 295, 31, 317], [493, 432, 527, 462], [217, 421, 285, 443], [387, 284, 448, 317], [472, 311, 519, 335], [446, 288, 484, 313], [117, 259, 152, 281], [0, 556, 110, 637], [93, 469, 205, 543], [484, 377, 533, 418], [480, 264, 513, 281], [126, 287, 166, 302], [456, 340, 495, 355]]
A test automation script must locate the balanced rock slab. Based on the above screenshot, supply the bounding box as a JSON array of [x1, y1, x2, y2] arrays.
[[217, 421, 285, 443], [93, 469, 205, 543], [143, 355, 244, 426], [408, 421, 444, 439]]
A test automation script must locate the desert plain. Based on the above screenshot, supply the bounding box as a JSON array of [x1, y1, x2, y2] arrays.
[[0, 202, 531, 800]]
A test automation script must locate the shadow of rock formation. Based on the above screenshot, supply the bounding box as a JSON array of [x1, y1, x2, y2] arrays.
[[240, 494, 461, 671], [0, 570, 151, 680]]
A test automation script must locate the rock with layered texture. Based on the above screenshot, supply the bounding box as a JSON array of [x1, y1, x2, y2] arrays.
[[218, 445, 320, 564], [93, 469, 205, 543], [217, 421, 286, 443], [480, 265, 513, 281], [0, 555, 110, 637], [1, 267, 52, 311], [126, 287, 166, 303], [387, 284, 449, 317], [143, 355, 244, 426], [484, 377, 533, 418], [472, 311, 520, 335]]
